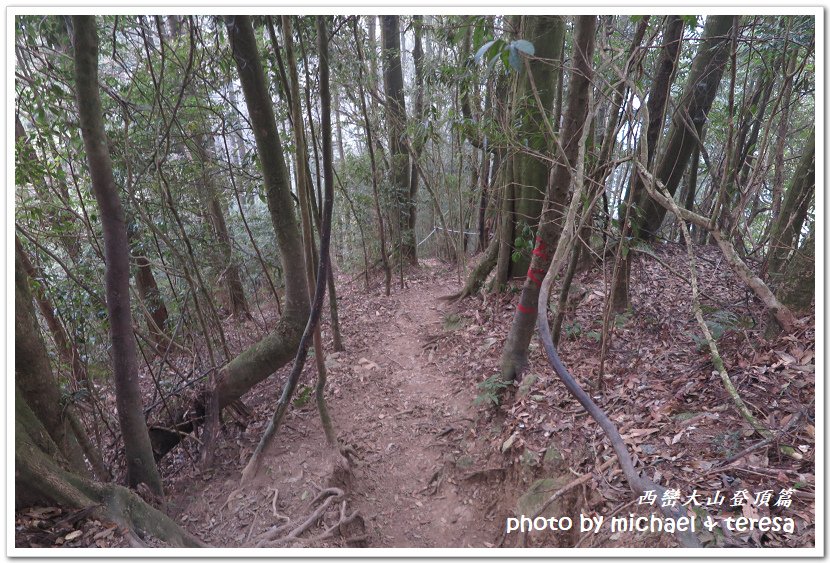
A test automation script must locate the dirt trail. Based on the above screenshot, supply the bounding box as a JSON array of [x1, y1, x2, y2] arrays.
[[166, 264, 501, 548], [329, 266, 494, 547]]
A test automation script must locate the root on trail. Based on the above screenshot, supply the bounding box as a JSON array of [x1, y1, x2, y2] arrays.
[[252, 486, 361, 547]]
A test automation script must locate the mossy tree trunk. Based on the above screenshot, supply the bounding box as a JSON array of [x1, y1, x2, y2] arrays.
[[15, 385, 203, 547], [500, 16, 596, 382], [494, 16, 566, 282], [15, 250, 87, 476]]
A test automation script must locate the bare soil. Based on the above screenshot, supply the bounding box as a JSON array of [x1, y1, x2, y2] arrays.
[[161, 260, 505, 548]]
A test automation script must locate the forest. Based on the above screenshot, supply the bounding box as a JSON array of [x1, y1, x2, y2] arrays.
[[13, 13, 816, 551]]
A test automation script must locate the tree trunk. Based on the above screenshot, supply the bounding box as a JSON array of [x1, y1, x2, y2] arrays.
[[15, 385, 202, 546], [72, 15, 163, 496], [219, 15, 310, 393], [500, 16, 596, 382], [149, 16, 311, 460], [637, 15, 735, 239], [16, 236, 87, 385], [765, 131, 815, 283], [15, 250, 88, 475], [127, 225, 170, 350], [281, 15, 332, 440], [495, 16, 566, 281], [611, 15, 684, 312], [381, 16, 415, 264], [195, 134, 250, 318], [408, 16, 425, 258], [353, 18, 392, 295]]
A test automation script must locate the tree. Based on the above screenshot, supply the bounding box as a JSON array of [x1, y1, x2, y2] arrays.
[[500, 15, 596, 382], [611, 15, 684, 312], [381, 15, 415, 265], [765, 130, 815, 283], [72, 15, 163, 496], [15, 251, 88, 476], [125, 14, 316, 459], [635, 15, 735, 239], [495, 16, 566, 284]]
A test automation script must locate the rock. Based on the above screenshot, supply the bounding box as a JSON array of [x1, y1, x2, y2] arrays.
[[517, 477, 570, 518]]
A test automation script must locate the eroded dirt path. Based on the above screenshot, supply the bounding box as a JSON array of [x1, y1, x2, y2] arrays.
[[329, 266, 494, 547], [167, 264, 501, 548]]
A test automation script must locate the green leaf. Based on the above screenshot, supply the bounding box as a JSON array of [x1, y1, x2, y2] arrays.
[[474, 39, 497, 64], [682, 15, 698, 28], [511, 39, 535, 57], [508, 44, 521, 70]]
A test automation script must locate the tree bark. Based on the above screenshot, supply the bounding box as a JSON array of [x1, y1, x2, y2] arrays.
[[637, 15, 735, 239], [15, 250, 88, 476], [495, 16, 566, 281], [195, 134, 250, 318], [72, 15, 163, 496], [611, 15, 683, 312], [500, 16, 596, 382], [381, 16, 415, 264], [219, 15, 310, 394], [149, 16, 312, 460], [15, 385, 203, 546], [127, 225, 170, 350], [765, 131, 815, 283], [16, 236, 87, 385]]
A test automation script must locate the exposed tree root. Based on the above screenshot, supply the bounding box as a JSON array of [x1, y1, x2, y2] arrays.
[[443, 236, 498, 301], [534, 100, 702, 548], [16, 389, 205, 548], [252, 486, 360, 547]]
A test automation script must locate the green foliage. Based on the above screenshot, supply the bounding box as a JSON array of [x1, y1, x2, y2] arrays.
[[511, 222, 535, 263], [474, 37, 535, 72], [690, 309, 752, 349], [613, 310, 633, 328], [682, 15, 700, 29], [474, 375, 511, 406], [586, 330, 602, 342], [292, 385, 313, 408], [564, 322, 582, 340]]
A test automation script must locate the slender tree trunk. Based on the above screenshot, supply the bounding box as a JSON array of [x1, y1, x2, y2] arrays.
[[71, 15, 163, 495], [127, 225, 170, 350], [281, 15, 331, 436], [765, 131, 815, 283], [219, 14, 310, 401], [354, 18, 392, 295], [611, 15, 684, 312], [196, 135, 250, 318], [407, 15, 425, 262]]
